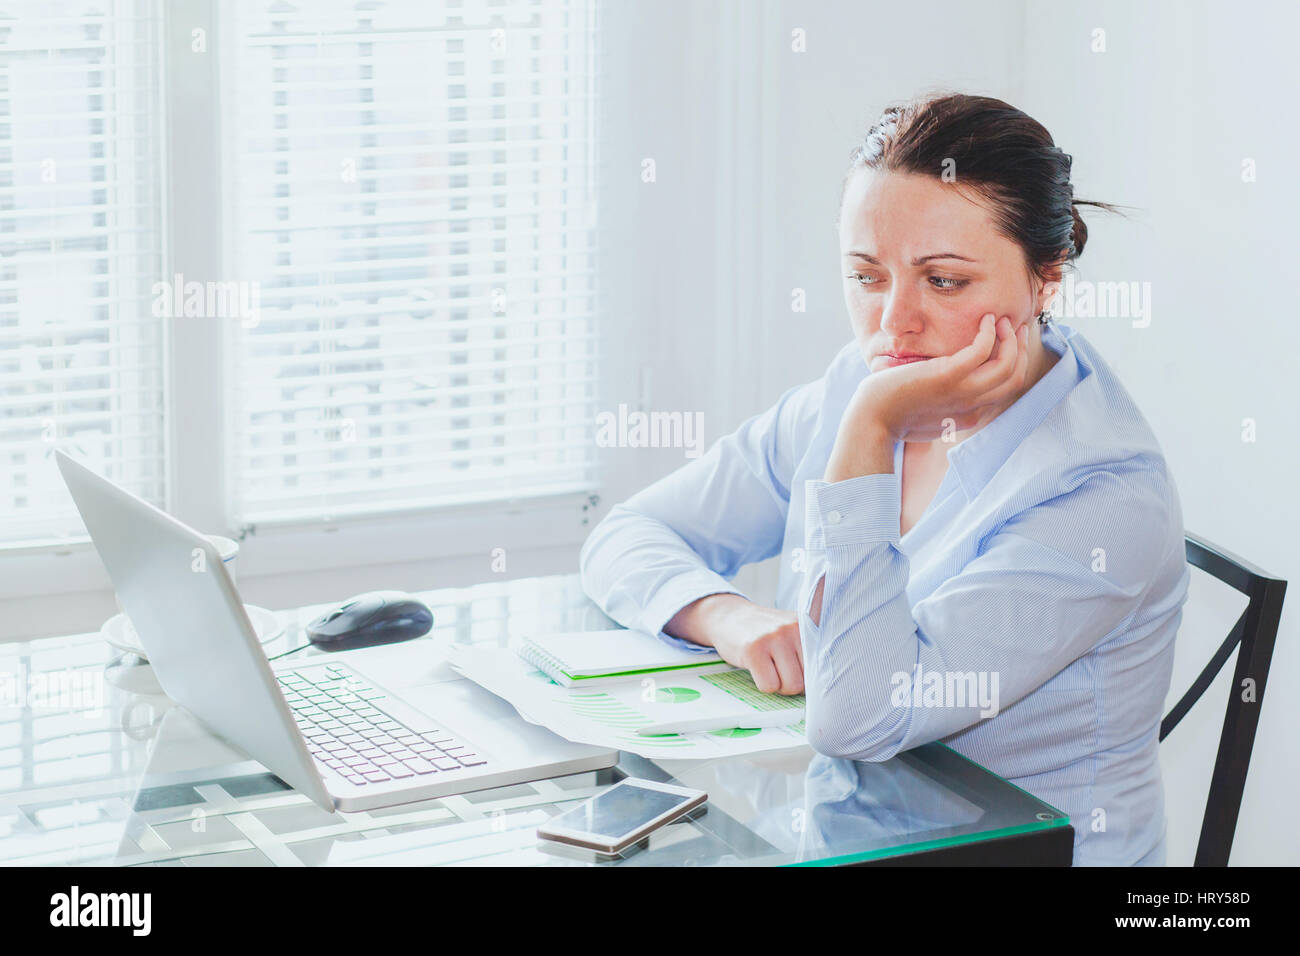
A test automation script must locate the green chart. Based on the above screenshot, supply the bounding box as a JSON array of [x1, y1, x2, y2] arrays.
[[700, 669, 807, 711], [563, 692, 693, 748], [654, 686, 700, 704]]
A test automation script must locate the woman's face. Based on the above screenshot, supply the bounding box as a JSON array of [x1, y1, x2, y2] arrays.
[[838, 167, 1055, 372]]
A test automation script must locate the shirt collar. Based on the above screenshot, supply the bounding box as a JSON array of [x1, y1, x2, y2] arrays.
[[945, 320, 1089, 500]]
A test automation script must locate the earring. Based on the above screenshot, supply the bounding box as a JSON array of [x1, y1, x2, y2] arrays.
[[1036, 309, 1052, 325]]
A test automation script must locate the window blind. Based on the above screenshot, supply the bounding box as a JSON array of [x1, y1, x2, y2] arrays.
[[0, 1, 166, 547], [223, 0, 599, 528]]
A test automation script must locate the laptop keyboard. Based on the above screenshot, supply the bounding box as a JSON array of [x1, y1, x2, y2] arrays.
[[277, 663, 487, 787]]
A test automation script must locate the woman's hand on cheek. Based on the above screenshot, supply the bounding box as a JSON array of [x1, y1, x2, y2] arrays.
[[825, 314, 1028, 482], [860, 312, 1028, 441]]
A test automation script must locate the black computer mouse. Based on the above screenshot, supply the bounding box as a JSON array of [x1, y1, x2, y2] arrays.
[[305, 591, 433, 651]]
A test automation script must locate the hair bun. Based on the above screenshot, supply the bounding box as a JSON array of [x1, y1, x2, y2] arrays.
[[1070, 201, 1088, 258], [845, 93, 1117, 276]]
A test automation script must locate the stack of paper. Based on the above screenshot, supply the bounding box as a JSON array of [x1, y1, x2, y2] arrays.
[[513, 628, 732, 686], [446, 641, 810, 760]]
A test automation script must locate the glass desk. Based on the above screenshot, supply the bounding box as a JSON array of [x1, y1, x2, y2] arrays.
[[0, 575, 1073, 866]]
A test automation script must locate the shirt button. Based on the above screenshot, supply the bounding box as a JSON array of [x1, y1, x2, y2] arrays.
[[826, 510, 842, 525]]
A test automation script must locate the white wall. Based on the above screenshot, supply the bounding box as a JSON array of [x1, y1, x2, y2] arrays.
[[1013, 0, 1300, 866]]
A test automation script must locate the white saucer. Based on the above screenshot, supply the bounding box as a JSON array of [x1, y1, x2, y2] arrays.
[[101, 605, 285, 659]]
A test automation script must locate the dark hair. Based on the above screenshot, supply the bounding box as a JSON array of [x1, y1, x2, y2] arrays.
[[843, 92, 1122, 289]]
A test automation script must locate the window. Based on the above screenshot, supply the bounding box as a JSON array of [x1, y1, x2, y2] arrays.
[[0, 1, 166, 547], [221, 0, 599, 528]]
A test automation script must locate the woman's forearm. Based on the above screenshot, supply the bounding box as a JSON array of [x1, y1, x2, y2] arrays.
[[578, 502, 744, 638], [663, 592, 750, 646]]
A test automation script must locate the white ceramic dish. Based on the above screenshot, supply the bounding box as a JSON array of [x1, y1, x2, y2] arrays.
[[101, 605, 284, 659]]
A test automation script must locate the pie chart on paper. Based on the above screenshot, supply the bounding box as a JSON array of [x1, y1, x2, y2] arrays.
[[654, 686, 701, 704]]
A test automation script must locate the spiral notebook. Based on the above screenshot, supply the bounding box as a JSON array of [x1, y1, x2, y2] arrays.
[[513, 629, 733, 687]]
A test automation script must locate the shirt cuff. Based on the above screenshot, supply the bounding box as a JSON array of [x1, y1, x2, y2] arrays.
[[804, 474, 901, 549], [642, 569, 749, 654]]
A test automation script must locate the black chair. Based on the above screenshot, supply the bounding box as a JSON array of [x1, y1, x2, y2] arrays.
[[1160, 532, 1286, 866]]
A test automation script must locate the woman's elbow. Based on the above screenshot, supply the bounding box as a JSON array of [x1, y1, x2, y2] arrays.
[[577, 521, 600, 581], [803, 689, 908, 763], [578, 505, 626, 580]]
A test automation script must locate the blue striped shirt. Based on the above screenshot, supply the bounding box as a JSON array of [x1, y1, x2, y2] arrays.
[[579, 320, 1189, 866]]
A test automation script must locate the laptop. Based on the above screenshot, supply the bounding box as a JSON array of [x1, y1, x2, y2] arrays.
[[56, 450, 618, 812]]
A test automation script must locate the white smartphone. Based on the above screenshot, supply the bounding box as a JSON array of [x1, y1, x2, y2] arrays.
[[537, 778, 707, 855]]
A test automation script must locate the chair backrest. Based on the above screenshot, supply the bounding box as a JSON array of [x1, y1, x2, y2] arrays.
[[1160, 532, 1286, 866]]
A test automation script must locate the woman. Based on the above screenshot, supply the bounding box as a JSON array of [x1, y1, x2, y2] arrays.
[[580, 93, 1189, 866]]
